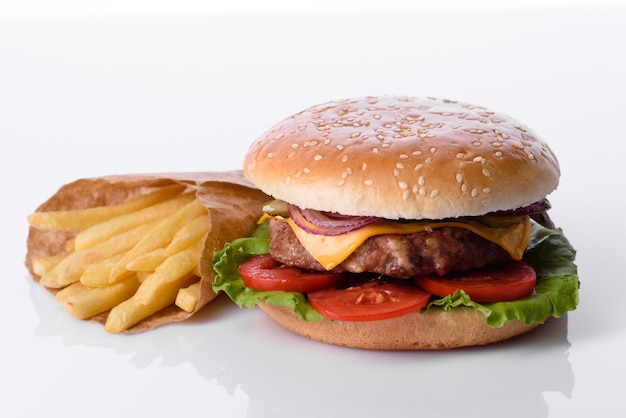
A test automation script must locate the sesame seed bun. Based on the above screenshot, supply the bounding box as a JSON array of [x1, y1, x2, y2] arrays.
[[258, 302, 541, 350], [244, 96, 560, 219]]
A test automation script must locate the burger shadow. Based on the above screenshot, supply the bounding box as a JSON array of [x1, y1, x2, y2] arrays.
[[29, 279, 574, 418]]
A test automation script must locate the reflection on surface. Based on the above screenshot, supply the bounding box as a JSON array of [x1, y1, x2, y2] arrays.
[[29, 279, 573, 418]]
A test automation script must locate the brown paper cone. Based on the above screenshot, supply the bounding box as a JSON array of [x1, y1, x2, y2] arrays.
[[25, 171, 269, 333]]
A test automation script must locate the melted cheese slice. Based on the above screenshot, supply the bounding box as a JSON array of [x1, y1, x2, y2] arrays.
[[285, 216, 531, 270]]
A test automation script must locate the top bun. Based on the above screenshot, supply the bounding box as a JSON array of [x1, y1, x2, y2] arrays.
[[244, 96, 560, 220]]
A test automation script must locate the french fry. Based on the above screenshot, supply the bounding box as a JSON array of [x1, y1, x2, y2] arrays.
[[79, 254, 127, 287], [175, 282, 201, 313], [125, 248, 167, 272], [108, 198, 208, 282], [32, 253, 67, 277], [73, 192, 196, 251], [40, 219, 161, 288], [27, 183, 186, 231], [133, 237, 205, 304], [104, 273, 198, 333], [165, 213, 211, 256], [56, 276, 141, 320]]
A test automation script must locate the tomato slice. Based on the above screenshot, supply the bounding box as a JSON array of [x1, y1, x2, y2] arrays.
[[308, 278, 432, 322], [238, 254, 344, 292], [414, 260, 537, 303]]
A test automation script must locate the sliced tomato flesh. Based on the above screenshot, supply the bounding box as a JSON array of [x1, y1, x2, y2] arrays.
[[238, 254, 344, 293], [414, 260, 537, 303], [308, 278, 432, 322]]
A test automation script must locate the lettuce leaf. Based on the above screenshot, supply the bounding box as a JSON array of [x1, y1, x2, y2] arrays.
[[211, 220, 580, 328]]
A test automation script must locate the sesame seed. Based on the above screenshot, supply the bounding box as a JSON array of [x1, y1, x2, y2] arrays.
[[430, 189, 440, 198], [372, 148, 379, 154], [361, 163, 368, 171], [288, 151, 296, 159], [267, 152, 274, 159], [482, 188, 491, 194], [402, 190, 410, 201], [351, 132, 361, 138], [482, 168, 491, 177], [341, 155, 349, 163], [456, 173, 463, 183], [303, 168, 311, 174], [393, 169, 400, 177], [291, 143, 299, 149], [396, 162, 405, 169], [430, 147, 437, 154], [495, 151, 503, 157], [461, 184, 468, 192], [314, 155, 323, 161], [456, 152, 465, 159], [399, 154, 409, 159], [412, 150, 423, 156], [418, 176, 425, 186], [364, 180, 374, 186], [414, 163, 424, 170], [275, 133, 284, 140], [374, 114, 382, 120], [471, 188, 478, 197], [399, 181, 408, 190], [337, 179, 346, 187]]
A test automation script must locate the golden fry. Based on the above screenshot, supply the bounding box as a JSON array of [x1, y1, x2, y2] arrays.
[[125, 248, 167, 272], [104, 274, 197, 333], [79, 254, 126, 287], [27, 184, 186, 231], [109, 198, 207, 282], [73, 192, 196, 251], [56, 276, 141, 320], [165, 213, 211, 256], [175, 282, 201, 313], [32, 253, 67, 277], [40, 219, 160, 288], [133, 238, 204, 304]]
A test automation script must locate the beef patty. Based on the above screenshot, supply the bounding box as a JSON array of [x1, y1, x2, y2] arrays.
[[268, 217, 510, 278]]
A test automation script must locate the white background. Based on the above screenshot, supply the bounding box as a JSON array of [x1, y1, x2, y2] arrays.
[[2, 2, 625, 417]]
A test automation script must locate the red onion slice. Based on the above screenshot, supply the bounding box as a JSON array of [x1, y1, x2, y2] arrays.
[[287, 204, 381, 236], [488, 199, 551, 217]]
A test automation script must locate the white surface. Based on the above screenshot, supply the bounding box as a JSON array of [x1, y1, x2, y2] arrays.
[[2, 4, 625, 418]]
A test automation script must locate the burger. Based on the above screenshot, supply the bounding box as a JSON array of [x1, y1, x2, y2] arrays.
[[212, 96, 579, 350]]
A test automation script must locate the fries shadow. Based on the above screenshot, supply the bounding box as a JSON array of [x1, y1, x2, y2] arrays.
[[29, 279, 574, 418]]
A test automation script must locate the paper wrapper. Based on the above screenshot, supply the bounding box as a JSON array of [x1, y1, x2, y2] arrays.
[[25, 171, 269, 333]]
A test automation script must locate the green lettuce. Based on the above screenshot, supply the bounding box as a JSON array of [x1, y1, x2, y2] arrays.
[[211, 220, 580, 328]]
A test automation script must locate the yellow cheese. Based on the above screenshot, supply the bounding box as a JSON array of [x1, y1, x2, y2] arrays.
[[285, 216, 531, 270]]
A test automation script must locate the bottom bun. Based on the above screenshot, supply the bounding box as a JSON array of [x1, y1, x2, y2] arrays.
[[258, 302, 542, 350]]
